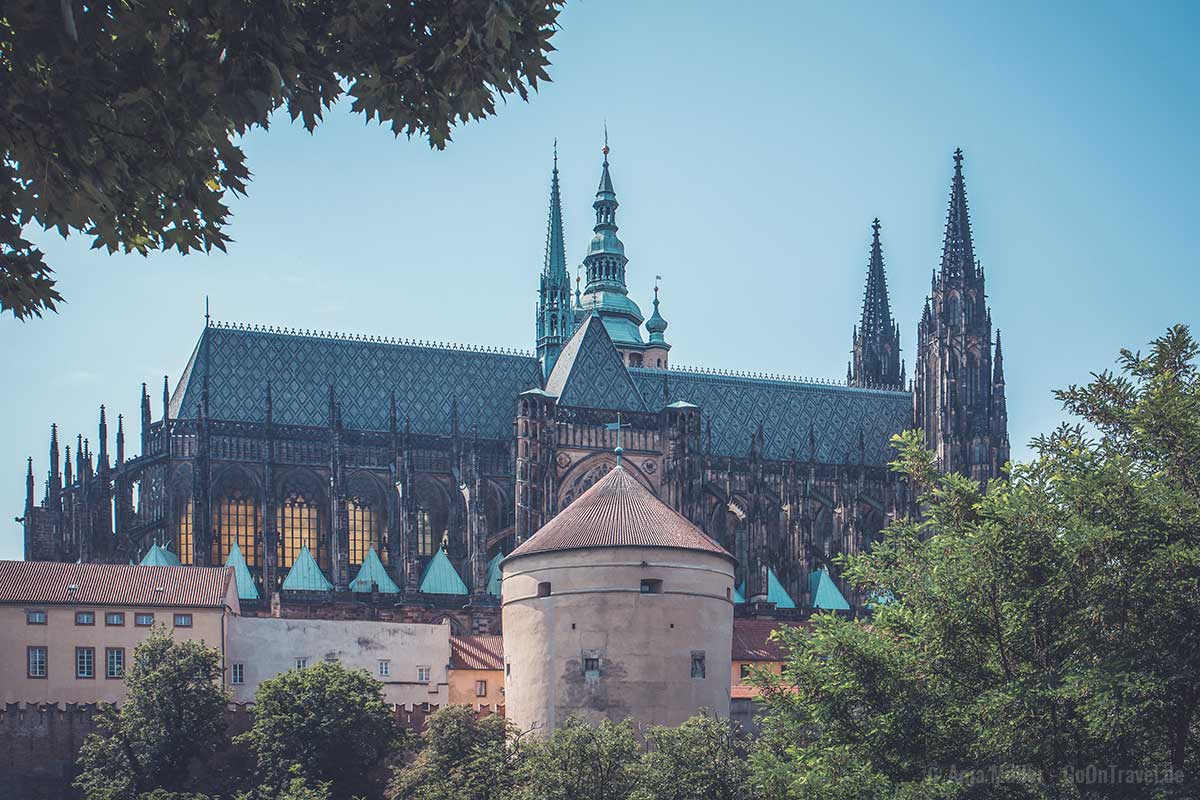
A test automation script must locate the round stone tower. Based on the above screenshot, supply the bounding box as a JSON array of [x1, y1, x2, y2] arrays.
[[501, 465, 735, 734]]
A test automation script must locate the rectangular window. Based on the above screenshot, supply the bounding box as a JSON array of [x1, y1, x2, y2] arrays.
[[740, 663, 751, 680], [27, 646, 47, 678], [690, 652, 706, 679], [26, 610, 46, 625], [417, 666, 431, 683], [75, 611, 95, 626], [105, 611, 125, 626], [640, 578, 663, 594], [505, 662, 511, 677], [475, 680, 487, 697], [231, 663, 244, 685], [173, 613, 193, 628], [537, 581, 552, 598], [295, 658, 308, 670], [105, 648, 125, 679], [135, 612, 154, 627], [583, 657, 600, 674], [378, 660, 390, 677], [76, 647, 95, 679]]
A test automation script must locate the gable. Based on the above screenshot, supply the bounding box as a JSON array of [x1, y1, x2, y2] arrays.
[[544, 316, 646, 412]]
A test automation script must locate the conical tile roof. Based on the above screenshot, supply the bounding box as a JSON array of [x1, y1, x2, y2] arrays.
[[508, 466, 732, 562]]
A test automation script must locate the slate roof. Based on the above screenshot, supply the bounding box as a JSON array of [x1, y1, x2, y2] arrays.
[[544, 316, 647, 411], [632, 367, 911, 464], [172, 325, 542, 437], [508, 466, 733, 562], [0, 561, 236, 608], [450, 635, 504, 671]]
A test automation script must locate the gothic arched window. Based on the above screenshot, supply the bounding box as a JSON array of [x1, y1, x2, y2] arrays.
[[176, 499, 194, 565], [214, 489, 259, 567], [279, 491, 323, 570], [417, 508, 436, 556], [348, 497, 384, 565]]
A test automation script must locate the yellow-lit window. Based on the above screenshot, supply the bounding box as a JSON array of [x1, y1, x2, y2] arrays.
[[214, 490, 259, 567], [279, 493, 323, 569], [417, 508, 434, 556], [177, 500, 193, 565], [347, 499, 381, 565]]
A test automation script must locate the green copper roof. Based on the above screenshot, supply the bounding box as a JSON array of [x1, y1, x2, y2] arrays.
[[419, 548, 469, 595], [281, 546, 333, 592], [809, 568, 851, 611], [485, 551, 504, 597], [140, 543, 181, 567], [737, 567, 796, 608], [224, 540, 260, 601], [349, 547, 399, 594]]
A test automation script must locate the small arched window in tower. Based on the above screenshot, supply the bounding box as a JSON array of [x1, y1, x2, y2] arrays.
[[537, 581, 552, 598], [214, 489, 259, 567], [279, 491, 321, 569], [417, 508, 435, 556], [347, 497, 381, 565], [176, 499, 193, 565]]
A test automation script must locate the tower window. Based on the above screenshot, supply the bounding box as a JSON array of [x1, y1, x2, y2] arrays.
[[537, 581, 552, 598], [584, 657, 600, 675], [690, 652, 706, 679], [640, 579, 663, 594]]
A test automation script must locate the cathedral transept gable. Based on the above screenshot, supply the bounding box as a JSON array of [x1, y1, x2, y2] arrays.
[[172, 324, 542, 437], [543, 316, 648, 412]]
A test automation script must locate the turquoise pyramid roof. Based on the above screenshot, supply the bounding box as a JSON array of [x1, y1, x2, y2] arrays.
[[224, 540, 260, 601], [736, 568, 795, 608], [809, 568, 851, 611], [543, 316, 647, 411], [485, 551, 504, 597], [419, 548, 469, 595], [140, 543, 181, 567], [349, 547, 399, 594], [281, 546, 333, 592]]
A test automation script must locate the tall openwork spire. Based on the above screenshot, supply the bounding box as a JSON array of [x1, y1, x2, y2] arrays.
[[536, 142, 576, 379], [584, 134, 627, 294], [940, 148, 977, 280], [849, 219, 902, 388]]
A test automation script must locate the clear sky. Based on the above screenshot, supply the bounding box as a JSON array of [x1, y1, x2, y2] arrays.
[[2, 0, 1197, 559]]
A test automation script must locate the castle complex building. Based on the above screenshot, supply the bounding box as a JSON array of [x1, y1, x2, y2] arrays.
[[19, 145, 1009, 613]]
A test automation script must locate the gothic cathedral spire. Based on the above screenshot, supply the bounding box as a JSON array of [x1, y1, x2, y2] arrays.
[[913, 150, 1010, 483], [849, 218, 903, 389], [536, 142, 575, 379]]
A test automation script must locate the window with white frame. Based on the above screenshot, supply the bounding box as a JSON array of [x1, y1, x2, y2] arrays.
[[105, 648, 124, 679], [231, 663, 244, 685], [475, 680, 487, 697], [417, 665, 431, 683], [76, 647, 95, 679], [295, 658, 308, 670], [378, 660, 390, 677]]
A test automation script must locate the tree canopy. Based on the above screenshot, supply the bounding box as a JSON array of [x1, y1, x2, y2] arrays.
[[750, 324, 1200, 800], [75, 628, 228, 800], [0, 0, 563, 319]]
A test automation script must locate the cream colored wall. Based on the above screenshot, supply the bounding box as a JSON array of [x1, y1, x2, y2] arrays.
[[732, 659, 783, 686], [226, 616, 451, 706], [448, 667, 504, 707], [0, 604, 229, 705], [501, 546, 734, 735]]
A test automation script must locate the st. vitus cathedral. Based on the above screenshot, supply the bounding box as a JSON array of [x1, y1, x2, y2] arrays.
[[20, 145, 1008, 614]]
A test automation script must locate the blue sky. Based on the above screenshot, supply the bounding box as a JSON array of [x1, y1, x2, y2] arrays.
[[2, 0, 1198, 559]]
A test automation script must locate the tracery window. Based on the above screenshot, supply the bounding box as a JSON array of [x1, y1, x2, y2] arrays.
[[279, 491, 323, 570], [417, 508, 435, 556], [213, 490, 259, 567], [348, 498, 384, 565], [176, 500, 193, 565]]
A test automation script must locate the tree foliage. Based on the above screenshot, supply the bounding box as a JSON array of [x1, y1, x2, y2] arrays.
[[389, 704, 525, 800], [237, 661, 406, 799], [750, 324, 1200, 800], [0, 0, 563, 319], [633, 714, 749, 800], [75, 628, 228, 800]]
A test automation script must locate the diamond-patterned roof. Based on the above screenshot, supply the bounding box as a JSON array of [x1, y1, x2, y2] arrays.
[[172, 325, 542, 437], [544, 316, 647, 411], [632, 368, 911, 465]]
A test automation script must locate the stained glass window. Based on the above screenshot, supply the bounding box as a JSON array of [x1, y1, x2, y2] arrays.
[[417, 508, 434, 556], [214, 490, 259, 567], [177, 499, 193, 565], [347, 498, 380, 565], [279, 492, 323, 570]]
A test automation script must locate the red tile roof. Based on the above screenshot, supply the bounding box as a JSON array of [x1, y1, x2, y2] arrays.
[[507, 467, 733, 562], [450, 635, 504, 671], [732, 619, 811, 661], [0, 561, 236, 608]]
